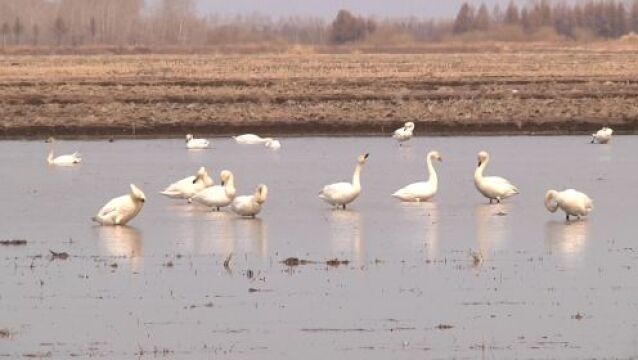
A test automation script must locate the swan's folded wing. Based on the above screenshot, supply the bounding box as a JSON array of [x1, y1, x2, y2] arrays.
[[485, 176, 515, 186], [320, 182, 353, 201]]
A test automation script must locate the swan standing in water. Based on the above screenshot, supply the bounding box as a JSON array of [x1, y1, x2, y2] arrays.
[[192, 170, 236, 210], [160, 167, 214, 202], [231, 184, 268, 218], [545, 189, 593, 221], [47, 137, 81, 166], [392, 150, 442, 202], [591, 127, 613, 144], [233, 134, 273, 145], [185, 134, 210, 149], [319, 153, 369, 209], [93, 184, 146, 226], [392, 122, 415, 143], [265, 139, 281, 150], [474, 151, 519, 204]]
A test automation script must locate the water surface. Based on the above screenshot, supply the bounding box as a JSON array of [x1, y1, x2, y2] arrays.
[[1, 136, 636, 358]]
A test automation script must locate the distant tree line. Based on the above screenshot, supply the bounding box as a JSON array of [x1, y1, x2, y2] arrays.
[[1, 0, 638, 49], [454, 0, 638, 39]]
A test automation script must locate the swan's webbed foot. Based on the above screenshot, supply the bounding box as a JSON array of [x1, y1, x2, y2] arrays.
[[216, 207, 220, 211], [566, 214, 570, 222], [342, 204, 346, 210], [489, 199, 493, 204]]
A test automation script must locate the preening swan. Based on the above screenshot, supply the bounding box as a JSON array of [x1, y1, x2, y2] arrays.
[[160, 167, 214, 202], [392, 151, 442, 202], [392, 122, 415, 143], [92, 184, 146, 226], [474, 151, 519, 203], [192, 170, 236, 210], [265, 139, 281, 150], [591, 127, 613, 144], [231, 184, 268, 218], [545, 189, 593, 221], [233, 134, 273, 145], [47, 137, 81, 166], [319, 153, 369, 209], [185, 134, 210, 149]]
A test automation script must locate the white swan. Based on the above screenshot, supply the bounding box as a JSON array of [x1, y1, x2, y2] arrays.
[[192, 170, 236, 210], [160, 167, 214, 202], [265, 139, 281, 150], [392, 122, 415, 143], [185, 134, 210, 149], [231, 184, 268, 218], [545, 189, 593, 221], [92, 184, 146, 226], [591, 127, 613, 144], [47, 138, 81, 166], [233, 134, 273, 145], [474, 151, 519, 204], [392, 151, 442, 202], [319, 153, 369, 209]]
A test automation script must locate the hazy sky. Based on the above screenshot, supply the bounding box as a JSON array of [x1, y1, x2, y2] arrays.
[[196, 0, 513, 19]]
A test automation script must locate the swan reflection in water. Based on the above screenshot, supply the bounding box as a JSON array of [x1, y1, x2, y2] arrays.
[[233, 217, 268, 261], [398, 201, 438, 260], [474, 203, 510, 260], [545, 220, 589, 264], [327, 210, 364, 265], [97, 226, 143, 271]]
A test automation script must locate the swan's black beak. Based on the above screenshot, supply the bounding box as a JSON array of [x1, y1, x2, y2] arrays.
[[477, 161, 481, 167], [439, 156, 443, 162], [221, 181, 225, 186], [364, 153, 369, 159], [140, 198, 146, 203]]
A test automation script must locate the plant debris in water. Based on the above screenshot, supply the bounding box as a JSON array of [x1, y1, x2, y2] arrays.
[[0, 239, 27, 246], [49, 250, 69, 260], [326, 259, 350, 267], [435, 324, 454, 330], [281, 257, 314, 266], [0, 329, 10, 338]]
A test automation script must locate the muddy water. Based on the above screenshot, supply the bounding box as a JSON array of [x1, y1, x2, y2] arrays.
[[0, 136, 636, 358]]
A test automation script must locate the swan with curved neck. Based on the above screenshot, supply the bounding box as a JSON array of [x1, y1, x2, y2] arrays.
[[93, 184, 146, 226], [392, 151, 442, 202], [160, 167, 214, 202], [231, 184, 268, 218], [392, 122, 415, 143], [192, 170, 237, 210], [47, 137, 81, 166], [185, 134, 210, 149], [233, 134, 273, 145], [319, 153, 369, 209], [591, 127, 613, 144], [545, 189, 593, 221], [474, 151, 519, 204]]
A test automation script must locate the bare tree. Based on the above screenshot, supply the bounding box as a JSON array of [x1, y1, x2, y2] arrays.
[[1, 23, 9, 48], [453, 3, 475, 34], [52, 16, 68, 46], [13, 17, 23, 45]]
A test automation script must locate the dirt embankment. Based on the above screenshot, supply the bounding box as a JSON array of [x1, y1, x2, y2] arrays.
[[0, 52, 637, 138]]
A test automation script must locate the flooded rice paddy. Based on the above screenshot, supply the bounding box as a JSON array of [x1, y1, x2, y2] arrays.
[[0, 136, 637, 358]]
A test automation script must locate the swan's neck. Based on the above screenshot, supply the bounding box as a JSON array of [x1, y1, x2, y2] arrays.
[[474, 159, 487, 180], [47, 149, 54, 164], [352, 163, 363, 191], [224, 176, 236, 196], [426, 156, 437, 186]]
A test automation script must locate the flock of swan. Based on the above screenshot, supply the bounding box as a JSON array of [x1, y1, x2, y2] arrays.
[[46, 123, 612, 226]]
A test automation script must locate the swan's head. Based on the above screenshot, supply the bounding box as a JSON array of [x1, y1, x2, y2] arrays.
[[192, 166, 207, 184], [357, 153, 370, 165], [544, 190, 559, 213], [185, 134, 194, 142], [46, 136, 55, 144], [255, 184, 268, 204], [265, 139, 281, 149], [129, 184, 146, 203], [220, 170, 233, 185], [405, 122, 415, 130], [428, 150, 442, 162], [477, 151, 489, 167]]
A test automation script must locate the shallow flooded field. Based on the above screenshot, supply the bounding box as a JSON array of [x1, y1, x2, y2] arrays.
[[1, 136, 637, 358]]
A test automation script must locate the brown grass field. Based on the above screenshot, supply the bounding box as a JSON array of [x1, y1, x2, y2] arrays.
[[1, 44, 638, 137]]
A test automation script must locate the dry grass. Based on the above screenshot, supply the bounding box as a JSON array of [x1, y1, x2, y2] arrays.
[[0, 46, 638, 136]]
